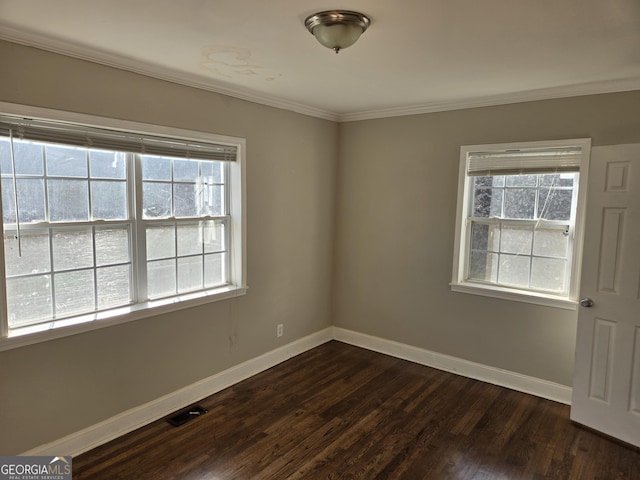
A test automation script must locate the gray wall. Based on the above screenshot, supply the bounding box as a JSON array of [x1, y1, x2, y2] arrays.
[[1, 38, 640, 455], [0, 41, 338, 454], [333, 92, 640, 387]]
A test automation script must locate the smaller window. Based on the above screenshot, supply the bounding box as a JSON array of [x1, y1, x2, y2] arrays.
[[451, 139, 590, 308]]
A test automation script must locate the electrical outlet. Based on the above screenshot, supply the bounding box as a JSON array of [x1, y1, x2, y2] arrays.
[[276, 323, 283, 338]]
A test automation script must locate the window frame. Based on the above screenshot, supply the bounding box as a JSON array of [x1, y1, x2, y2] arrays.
[[0, 102, 247, 350], [451, 138, 591, 310]]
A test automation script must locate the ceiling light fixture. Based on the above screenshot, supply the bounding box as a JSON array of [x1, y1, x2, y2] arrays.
[[305, 10, 371, 54]]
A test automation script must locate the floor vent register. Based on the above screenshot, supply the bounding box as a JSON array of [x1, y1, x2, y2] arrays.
[[167, 405, 208, 427]]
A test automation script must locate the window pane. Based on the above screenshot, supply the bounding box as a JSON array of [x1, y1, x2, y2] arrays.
[[541, 173, 575, 188], [1, 179, 15, 223], [0, 138, 12, 174], [205, 252, 225, 287], [174, 159, 199, 182], [203, 221, 225, 253], [498, 254, 530, 288], [143, 182, 172, 218], [506, 175, 537, 187], [147, 259, 176, 298], [97, 265, 131, 309], [177, 223, 201, 256], [17, 178, 46, 223], [14, 141, 44, 175], [473, 188, 503, 218], [95, 227, 130, 266], [201, 161, 224, 184], [203, 185, 224, 216], [531, 257, 566, 292], [538, 188, 573, 221], [48, 179, 89, 221], [533, 228, 568, 258], [91, 180, 127, 220], [500, 226, 533, 255], [174, 183, 198, 217], [469, 251, 498, 283], [6, 275, 52, 327], [474, 176, 494, 187], [504, 188, 535, 219], [52, 229, 93, 270], [146, 225, 175, 260], [141, 155, 171, 180], [470, 222, 500, 252], [4, 231, 51, 275], [54, 270, 95, 316], [90, 151, 126, 179], [46, 145, 87, 177], [178, 256, 203, 293]]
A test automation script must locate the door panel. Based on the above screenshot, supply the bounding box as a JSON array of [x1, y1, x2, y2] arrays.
[[588, 318, 615, 402], [571, 144, 640, 448]]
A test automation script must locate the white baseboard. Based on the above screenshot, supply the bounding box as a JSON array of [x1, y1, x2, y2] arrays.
[[332, 327, 572, 405], [24, 325, 571, 457], [23, 327, 333, 457]]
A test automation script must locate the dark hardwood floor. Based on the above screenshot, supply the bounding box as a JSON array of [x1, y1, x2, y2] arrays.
[[73, 341, 639, 479]]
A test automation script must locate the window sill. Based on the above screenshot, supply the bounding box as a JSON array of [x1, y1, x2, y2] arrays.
[[450, 282, 577, 310], [0, 285, 248, 352]]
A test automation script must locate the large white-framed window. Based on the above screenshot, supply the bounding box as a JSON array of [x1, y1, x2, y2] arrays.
[[0, 104, 246, 349], [451, 139, 590, 309]]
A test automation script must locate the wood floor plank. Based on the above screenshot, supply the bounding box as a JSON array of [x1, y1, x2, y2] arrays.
[[73, 341, 640, 479]]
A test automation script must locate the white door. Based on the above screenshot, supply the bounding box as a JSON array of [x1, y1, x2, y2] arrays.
[[571, 143, 640, 447]]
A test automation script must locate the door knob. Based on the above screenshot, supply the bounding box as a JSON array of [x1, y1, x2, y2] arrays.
[[580, 297, 594, 308]]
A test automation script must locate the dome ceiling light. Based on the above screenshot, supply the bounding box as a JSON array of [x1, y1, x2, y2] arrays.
[[304, 10, 371, 54]]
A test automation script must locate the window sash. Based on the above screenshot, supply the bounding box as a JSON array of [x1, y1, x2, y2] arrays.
[[468, 173, 578, 224], [141, 218, 230, 301], [465, 217, 573, 295], [3, 223, 134, 329]]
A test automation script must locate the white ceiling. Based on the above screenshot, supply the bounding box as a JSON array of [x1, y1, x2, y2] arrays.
[[1, 0, 640, 121]]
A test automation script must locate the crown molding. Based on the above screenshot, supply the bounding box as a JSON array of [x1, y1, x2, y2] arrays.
[[337, 76, 640, 122], [0, 25, 339, 122], [2, 24, 640, 124]]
